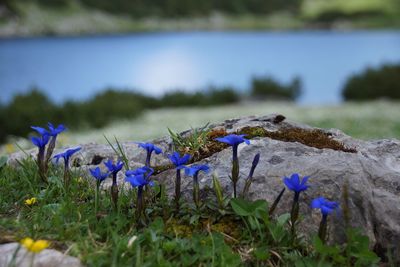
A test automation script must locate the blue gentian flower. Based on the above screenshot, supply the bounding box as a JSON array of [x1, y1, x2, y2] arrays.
[[104, 159, 124, 210], [215, 134, 250, 147], [90, 167, 109, 182], [283, 173, 310, 235], [215, 134, 250, 197], [311, 197, 340, 216], [125, 166, 154, 187], [32, 123, 67, 165], [90, 167, 109, 214], [31, 135, 50, 150], [168, 152, 191, 208], [54, 147, 81, 167], [215, 134, 250, 161], [126, 166, 154, 177], [137, 142, 162, 154], [185, 164, 209, 208], [31, 123, 66, 137], [185, 164, 210, 177], [126, 174, 155, 187], [53, 147, 81, 189], [104, 159, 124, 175], [31, 126, 48, 136], [137, 142, 162, 167], [47, 123, 66, 136], [168, 152, 190, 169], [30, 129, 51, 183], [126, 166, 155, 219], [312, 197, 340, 243], [283, 173, 310, 193]]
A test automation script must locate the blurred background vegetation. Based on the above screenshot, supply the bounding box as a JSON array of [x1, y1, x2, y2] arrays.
[[1, 0, 400, 36], [0, 0, 399, 152], [1, 62, 400, 146], [0, 75, 302, 143]]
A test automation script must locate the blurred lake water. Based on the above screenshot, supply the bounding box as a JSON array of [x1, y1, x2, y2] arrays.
[[0, 31, 399, 104]]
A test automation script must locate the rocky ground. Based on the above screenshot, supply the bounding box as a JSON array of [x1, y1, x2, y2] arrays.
[[4, 113, 400, 265]]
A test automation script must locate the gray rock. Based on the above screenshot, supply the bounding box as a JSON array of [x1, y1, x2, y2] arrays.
[[0, 242, 83, 267], [7, 114, 400, 261]]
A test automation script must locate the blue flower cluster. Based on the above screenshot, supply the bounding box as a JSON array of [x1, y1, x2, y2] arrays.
[[30, 122, 67, 184], [29, 123, 340, 241]]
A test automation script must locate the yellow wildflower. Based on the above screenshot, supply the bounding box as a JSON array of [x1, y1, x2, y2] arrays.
[[78, 177, 84, 184], [20, 238, 50, 253], [5, 143, 15, 154], [25, 197, 37, 206]]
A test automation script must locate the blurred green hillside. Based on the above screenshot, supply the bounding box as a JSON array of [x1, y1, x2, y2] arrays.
[[1, 0, 399, 36]]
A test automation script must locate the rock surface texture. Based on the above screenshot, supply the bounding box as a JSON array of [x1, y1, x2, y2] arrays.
[[0, 242, 83, 267], [7, 114, 400, 262]]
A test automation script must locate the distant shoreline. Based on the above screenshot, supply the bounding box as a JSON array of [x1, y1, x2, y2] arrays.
[[1, 27, 400, 40], [1, 12, 399, 39]]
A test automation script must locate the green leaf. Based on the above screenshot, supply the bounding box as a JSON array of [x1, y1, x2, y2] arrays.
[[253, 246, 270, 260], [230, 198, 252, 216], [0, 156, 7, 170], [42, 203, 61, 215], [230, 198, 268, 217], [190, 214, 200, 225], [276, 213, 290, 226], [212, 172, 224, 207]]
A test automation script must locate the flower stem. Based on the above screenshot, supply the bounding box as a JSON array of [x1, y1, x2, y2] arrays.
[[95, 181, 100, 215], [145, 152, 151, 167], [175, 169, 181, 210], [318, 214, 328, 243], [136, 186, 144, 219], [290, 192, 300, 237], [111, 173, 118, 211], [45, 136, 56, 164], [193, 174, 200, 209], [231, 157, 239, 198], [37, 147, 48, 183], [63, 162, 71, 190]]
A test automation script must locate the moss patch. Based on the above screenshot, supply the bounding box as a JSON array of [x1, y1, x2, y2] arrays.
[[155, 125, 356, 175], [165, 216, 242, 242], [239, 126, 357, 153]]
